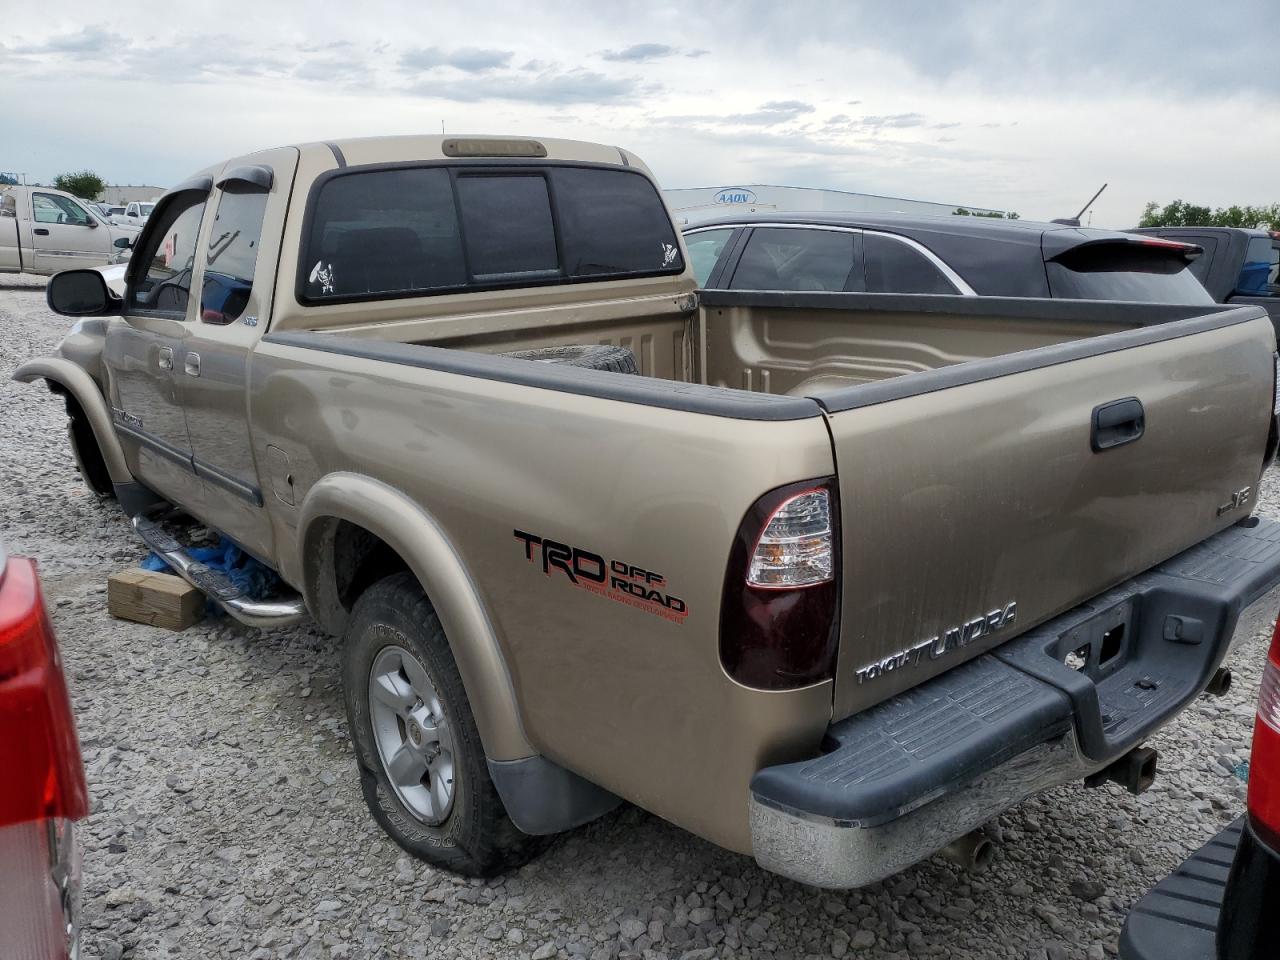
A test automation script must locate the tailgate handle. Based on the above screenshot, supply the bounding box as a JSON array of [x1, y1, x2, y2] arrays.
[[1091, 397, 1145, 451]]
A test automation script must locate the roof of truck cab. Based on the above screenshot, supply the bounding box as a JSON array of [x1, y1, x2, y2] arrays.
[[293, 135, 648, 173]]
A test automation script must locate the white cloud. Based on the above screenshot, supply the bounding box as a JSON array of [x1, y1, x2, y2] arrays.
[[0, 0, 1276, 227]]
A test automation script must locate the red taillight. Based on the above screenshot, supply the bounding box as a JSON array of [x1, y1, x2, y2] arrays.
[[1248, 613, 1280, 850], [0, 557, 88, 827], [720, 478, 841, 690]]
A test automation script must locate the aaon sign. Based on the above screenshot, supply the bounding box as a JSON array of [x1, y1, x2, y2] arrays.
[[713, 187, 757, 205]]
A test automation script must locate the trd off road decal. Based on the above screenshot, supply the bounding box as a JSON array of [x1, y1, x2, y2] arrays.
[[513, 530, 688, 623]]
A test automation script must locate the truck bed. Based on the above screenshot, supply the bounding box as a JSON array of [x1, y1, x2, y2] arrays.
[[273, 290, 1276, 723]]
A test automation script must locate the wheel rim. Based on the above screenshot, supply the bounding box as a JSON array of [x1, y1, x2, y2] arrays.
[[367, 645, 456, 825]]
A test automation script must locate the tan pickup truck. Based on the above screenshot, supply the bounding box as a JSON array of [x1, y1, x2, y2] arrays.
[[1, 185, 139, 275], [18, 135, 1280, 887]]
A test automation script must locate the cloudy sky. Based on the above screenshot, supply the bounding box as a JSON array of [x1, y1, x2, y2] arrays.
[[3, 0, 1277, 227]]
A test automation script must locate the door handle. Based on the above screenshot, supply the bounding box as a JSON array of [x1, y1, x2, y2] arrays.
[[184, 352, 201, 377], [33, 228, 49, 236], [1091, 397, 1145, 451], [157, 347, 174, 371]]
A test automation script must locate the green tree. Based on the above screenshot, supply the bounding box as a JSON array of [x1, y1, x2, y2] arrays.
[[0, 173, 17, 186], [1140, 199, 1280, 230], [52, 170, 106, 200]]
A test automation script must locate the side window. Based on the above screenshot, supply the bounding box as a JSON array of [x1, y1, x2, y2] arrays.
[[684, 228, 734, 286], [305, 167, 465, 299], [34, 193, 91, 226], [1240, 237, 1280, 295], [1, 194, 16, 219], [730, 228, 856, 291], [863, 233, 958, 295], [455, 175, 558, 280], [200, 187, 269, 325], [128, 197, 208, 315]]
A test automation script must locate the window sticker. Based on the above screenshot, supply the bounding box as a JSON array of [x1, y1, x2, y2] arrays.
[[309, 260, 336, 295]]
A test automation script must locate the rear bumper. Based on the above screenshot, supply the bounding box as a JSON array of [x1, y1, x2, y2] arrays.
[[1119, 816, 1280, 960], [749, 517, 1280, 888]]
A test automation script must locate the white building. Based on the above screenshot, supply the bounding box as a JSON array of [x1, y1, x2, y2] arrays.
[[100, 185, 166, 205], [664, 184, 1006, 226]]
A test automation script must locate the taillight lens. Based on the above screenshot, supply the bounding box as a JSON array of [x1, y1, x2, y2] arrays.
[[0, 557, 88, 826], [1248, 613, 1280, 850], [720, 479, 841, 690], [0, 556, 87, 960], [748, 489, 834, 588]]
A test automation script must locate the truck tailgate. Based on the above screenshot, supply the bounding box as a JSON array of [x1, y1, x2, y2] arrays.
[[824, 311, 1275, 720]]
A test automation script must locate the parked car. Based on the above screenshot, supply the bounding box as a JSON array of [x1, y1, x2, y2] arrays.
[[1129, 226, 1280, 335], [102, 205, 127, 224], [120, 201, 154, 226], [18, 135, 1280, 889], [686, 212, 1215, 304], [0, 185, 139, 275], [0, 543, 89, 958], [1119, 609, 1280, 960]]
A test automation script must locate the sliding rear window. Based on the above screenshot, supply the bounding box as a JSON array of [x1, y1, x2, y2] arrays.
[[300, 163, 683, 303], [1046, 243, 1213, 304]]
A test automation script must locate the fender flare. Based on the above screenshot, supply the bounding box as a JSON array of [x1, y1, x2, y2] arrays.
[[297, 473, 534, 762], [12, 357, 132, 485]]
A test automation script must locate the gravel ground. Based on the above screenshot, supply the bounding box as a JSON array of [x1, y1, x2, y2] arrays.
[[1, 272, 1273, 960]]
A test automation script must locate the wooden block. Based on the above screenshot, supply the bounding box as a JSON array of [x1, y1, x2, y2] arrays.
[[107, 568, 205, 631]]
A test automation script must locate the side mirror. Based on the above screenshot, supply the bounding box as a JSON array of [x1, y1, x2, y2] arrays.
[[85, 218, 98, 228], [113, 236, 133, 249], [47, 269, 122, 317]]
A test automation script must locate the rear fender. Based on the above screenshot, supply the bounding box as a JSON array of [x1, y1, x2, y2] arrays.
[[297, 473, 534, 762]]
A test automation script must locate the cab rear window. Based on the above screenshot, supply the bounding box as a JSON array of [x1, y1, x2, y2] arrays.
[[1046, 244, 1213, 304], [300, 163, 684, 303]]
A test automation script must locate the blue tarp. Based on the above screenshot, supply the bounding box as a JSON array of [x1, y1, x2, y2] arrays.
[[141, 535, 280, 615]]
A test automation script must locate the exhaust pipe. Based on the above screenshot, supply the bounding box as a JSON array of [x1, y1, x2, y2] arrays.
[[940, 829, 995, 872], [1204, 667, 1232, 697], [1085, 745, 1158, 795]]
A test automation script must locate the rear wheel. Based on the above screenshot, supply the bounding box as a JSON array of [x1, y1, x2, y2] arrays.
[[341, 571, 544, 875]]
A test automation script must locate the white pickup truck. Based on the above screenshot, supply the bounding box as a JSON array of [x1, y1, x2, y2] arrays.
[[0, 185, 140, 275]]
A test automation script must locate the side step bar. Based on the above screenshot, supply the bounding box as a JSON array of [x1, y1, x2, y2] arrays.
[[130, 515, 308, 628]]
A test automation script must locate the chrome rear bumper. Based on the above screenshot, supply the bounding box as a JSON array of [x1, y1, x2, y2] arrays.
[[750, 519, 1280, 888]]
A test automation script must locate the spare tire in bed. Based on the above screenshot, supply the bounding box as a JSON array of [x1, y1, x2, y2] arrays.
[[501, 344, 638, 375]]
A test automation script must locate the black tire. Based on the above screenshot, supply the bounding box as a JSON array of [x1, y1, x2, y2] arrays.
[[63, 396, 114, 499], [341, 571, 544, 876], [501, 343, 638, 375]]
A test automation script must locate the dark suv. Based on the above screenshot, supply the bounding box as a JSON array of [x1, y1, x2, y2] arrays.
[[686, 212, 1214, 304]]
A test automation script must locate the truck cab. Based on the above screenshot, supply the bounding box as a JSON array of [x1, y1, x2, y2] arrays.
[[121, 201, 154, 226], [0, 185, 139, 275]]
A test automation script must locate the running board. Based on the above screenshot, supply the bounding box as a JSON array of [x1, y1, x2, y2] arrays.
[[130, 515, 308, 628]]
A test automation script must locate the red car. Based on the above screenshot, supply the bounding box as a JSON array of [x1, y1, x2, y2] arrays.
[[1120, 612, 1280, 960], [0, 546, 89, 959]]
